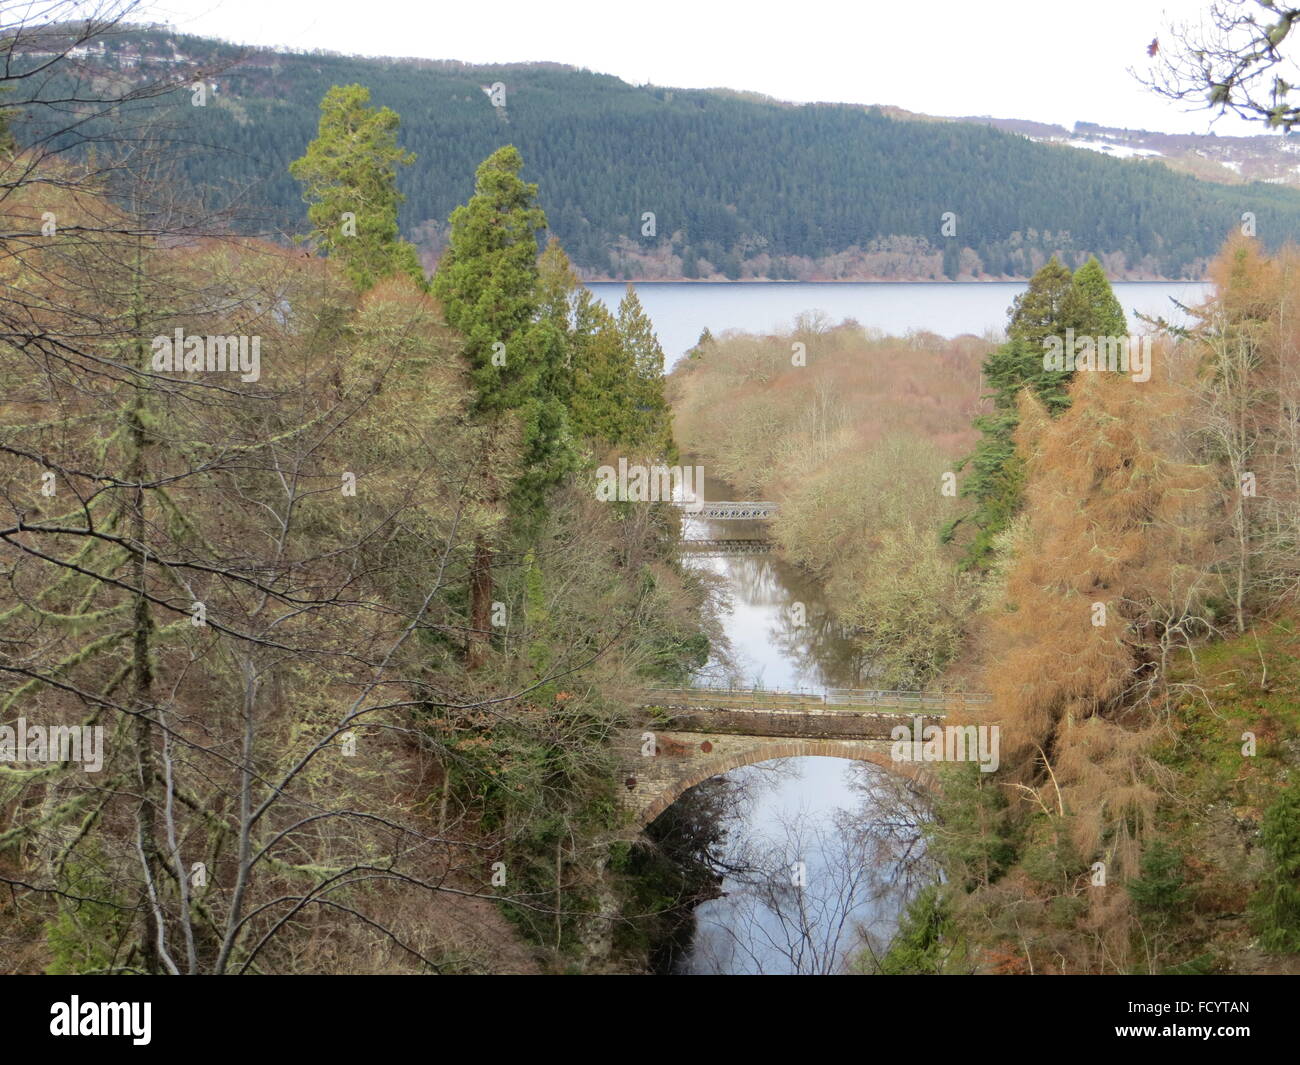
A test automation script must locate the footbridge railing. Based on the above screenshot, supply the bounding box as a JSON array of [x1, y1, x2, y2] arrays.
[[672, 500, 779, 520]]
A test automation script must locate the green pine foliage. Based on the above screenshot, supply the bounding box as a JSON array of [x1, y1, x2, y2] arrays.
[[536, 236, 580, 410], [864, 885, 965, 974], [1249, 783, 1300, 952], [1127, 840, 1191, 917], [433, 144, 549, 413], [616, 285, 676, 458], [432, 145, 576, 518], [569, 290, 638, 446], [289, 84, 425, 291], [1068, 256, 1128, 337]]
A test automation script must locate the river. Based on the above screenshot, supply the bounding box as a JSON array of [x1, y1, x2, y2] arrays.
[[665, 466, 922, 975]]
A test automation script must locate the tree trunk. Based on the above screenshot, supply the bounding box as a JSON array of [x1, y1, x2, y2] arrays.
[[128, 328, 164, 972], [467, 536, 493, 669]]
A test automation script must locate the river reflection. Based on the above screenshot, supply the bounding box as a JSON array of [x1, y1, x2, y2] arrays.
[[679, 515, 866, 690]]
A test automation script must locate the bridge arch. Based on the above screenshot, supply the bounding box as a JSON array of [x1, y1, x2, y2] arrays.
[[628, 732, 931, 829]]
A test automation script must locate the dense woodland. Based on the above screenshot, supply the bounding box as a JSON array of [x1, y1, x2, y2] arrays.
[[18, 24, 1300, 280], [0, 15, 703, 973]]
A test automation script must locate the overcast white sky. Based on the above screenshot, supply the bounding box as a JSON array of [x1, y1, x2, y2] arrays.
[[143, 0, 1269, 136]]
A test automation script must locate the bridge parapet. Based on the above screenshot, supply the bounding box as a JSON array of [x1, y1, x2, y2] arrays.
[[639, 687, 992, 716], [618, 731, 904, 827], [640, 705, 942, 740], [619, 686, 990, 827]]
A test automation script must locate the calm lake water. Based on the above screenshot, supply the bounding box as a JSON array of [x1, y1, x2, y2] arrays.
[[589, 280, 1212, 365]]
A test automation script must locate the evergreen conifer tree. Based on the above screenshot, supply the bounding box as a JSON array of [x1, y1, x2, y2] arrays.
[[432, 146, 576, 663], [290, 84, 424, 291]]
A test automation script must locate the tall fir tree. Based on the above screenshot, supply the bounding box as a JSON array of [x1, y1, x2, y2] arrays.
[[569, 289, 638, 446], [433, 146, 575, 512], [536, 236, 580, 407], [616, 284, 676, 458], [1250, 783, 1300, 952], [1067, 256, 1127, 337], [432, 146, 575, 664], [290, 84, 424, 291]]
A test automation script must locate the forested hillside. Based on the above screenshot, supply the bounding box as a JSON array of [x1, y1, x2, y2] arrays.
[[19, 23, 1300, 280]]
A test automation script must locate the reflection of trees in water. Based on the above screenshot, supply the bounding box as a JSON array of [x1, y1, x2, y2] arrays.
[[844, 762, 939, 967], [683, 545, 868, 689], [636, 761, 797, 973], [682, 562, 738, 686], [726, 554, 867, 689], [767, 583, 870, 689], [629, 778, 730, 974], [717, 553, 783, 606], [682, 760, 936, 975], [687, 808, 875, 974]]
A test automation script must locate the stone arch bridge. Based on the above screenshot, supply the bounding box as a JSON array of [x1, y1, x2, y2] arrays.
[[619, 687, 991, 827]]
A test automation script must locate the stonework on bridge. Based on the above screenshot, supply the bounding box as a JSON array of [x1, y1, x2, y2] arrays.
[[619, 731, 901, 827], [616, 689, 979, 827]]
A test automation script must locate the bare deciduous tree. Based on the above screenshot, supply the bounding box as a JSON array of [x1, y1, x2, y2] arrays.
[[1141, 1, 1300, 130]]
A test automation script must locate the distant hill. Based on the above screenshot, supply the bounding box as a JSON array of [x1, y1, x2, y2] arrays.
[[933, 113, 1300, 188], [18, 24, 1300, 281]]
